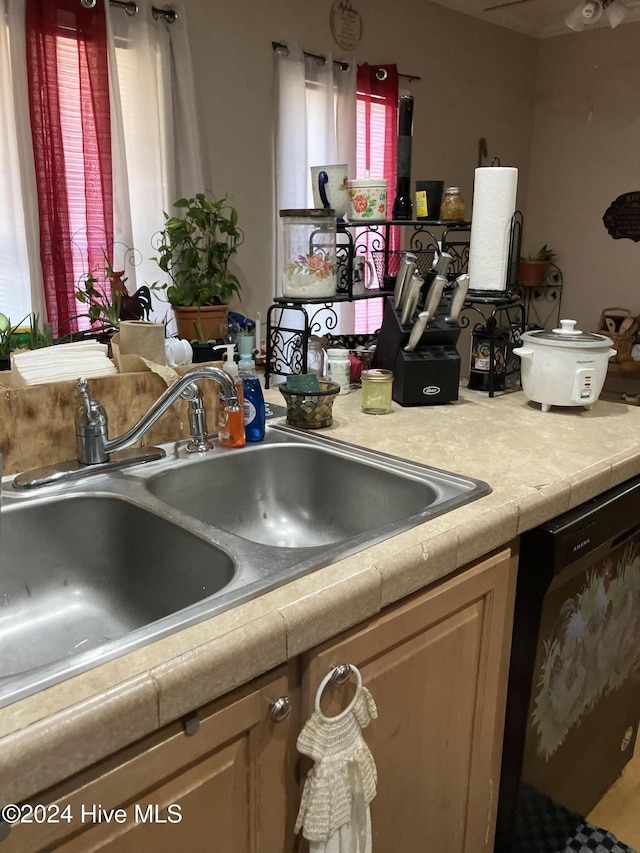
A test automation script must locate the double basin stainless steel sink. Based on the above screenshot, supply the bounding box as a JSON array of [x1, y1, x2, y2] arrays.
[[0, 424, 490, 708]]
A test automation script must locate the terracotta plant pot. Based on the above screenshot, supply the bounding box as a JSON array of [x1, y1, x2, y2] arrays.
[[173, 304, 229, 341], [518, 260, 548, 288]]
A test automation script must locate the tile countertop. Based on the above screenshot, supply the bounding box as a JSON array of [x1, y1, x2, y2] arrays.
[[2, 384, 640, 805]]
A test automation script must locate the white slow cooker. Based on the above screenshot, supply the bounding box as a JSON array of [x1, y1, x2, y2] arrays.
[[513, 319, 616, 412]]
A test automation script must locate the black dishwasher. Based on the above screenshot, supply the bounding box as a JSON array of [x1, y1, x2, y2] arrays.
[[495, 475, 640, 852]]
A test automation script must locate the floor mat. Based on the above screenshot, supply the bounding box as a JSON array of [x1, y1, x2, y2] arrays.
[[512, 783, 637, 853]]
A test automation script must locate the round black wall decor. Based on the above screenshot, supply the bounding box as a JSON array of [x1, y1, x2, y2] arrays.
[[603, 192, 640, 242]]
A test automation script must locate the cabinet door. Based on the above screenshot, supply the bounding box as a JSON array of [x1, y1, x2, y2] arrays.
[[300, 547, 517, 853], [4, 666, 298, 853]]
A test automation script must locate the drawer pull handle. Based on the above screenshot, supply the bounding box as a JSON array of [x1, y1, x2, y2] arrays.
[[270, 696, 291, 723]]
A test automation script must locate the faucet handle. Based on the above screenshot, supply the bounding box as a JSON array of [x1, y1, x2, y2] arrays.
[[75, 377, 109, 464], [77, 377, 96, 422]]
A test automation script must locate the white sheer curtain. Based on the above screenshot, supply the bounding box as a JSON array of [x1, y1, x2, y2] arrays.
[[0, 0, 44, 324], [107, 0, 208, 325], [275, 43, 356, 331]]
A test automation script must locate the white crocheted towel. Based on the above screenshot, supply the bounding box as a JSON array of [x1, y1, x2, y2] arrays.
[[295, 684, 378, 842]]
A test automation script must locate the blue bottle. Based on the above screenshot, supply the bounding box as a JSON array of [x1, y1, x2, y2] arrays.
[[238, 355, 265, 442]]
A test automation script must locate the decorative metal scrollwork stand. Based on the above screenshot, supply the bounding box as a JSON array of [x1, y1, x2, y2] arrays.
[[265, 219, 472, 387]]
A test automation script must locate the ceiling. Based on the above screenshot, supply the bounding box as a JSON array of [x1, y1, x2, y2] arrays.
[[428, 0, 640, 38]]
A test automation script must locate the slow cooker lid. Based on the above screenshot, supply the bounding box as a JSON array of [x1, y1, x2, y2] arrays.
[[521, 319, 613, 348]]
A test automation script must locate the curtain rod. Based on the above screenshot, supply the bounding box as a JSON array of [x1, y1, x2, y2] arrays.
[[80, 1, 177, 22], [110, 1, 177, 22], [271, 41, 420, 82]]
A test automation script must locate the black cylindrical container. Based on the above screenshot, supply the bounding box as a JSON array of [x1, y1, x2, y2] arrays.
[[392, 95, 414, 220]]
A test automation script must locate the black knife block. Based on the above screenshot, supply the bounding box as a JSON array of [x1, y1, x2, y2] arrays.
[[373, 298, 460, 371], [391, 346, 460, 406], [373, 300, 461, 406]]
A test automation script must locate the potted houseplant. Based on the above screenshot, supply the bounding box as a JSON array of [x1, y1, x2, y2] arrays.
[[73, 254, 152, 338], [518, 244, 557, 287], [0, 312, 31, 370], [153, 193, 244, 343], [237, 320, 256, 357]]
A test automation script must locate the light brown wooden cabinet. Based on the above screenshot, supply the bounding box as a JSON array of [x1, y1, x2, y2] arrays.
[[300, 546, 517, 853], [3, 545, 516, 853], [4, 666, 300, 853]]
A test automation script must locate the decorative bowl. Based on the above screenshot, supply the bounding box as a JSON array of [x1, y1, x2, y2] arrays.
[[278, 381, 340, 429]]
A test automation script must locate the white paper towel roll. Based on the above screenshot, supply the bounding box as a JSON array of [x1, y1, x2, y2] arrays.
[[468, 167, 518, 292]]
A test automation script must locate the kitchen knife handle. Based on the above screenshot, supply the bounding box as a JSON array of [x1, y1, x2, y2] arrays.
[[445, 274, 470, 324], [404, 311, 430, 351], [395, 255, 417, 310], [424, 274, 447, 320], [435, 252, 453, 278], [401, 274, 424, 325]]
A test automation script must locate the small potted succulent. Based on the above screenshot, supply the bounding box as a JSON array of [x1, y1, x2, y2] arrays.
[[236, 321, 256, 358], [519, 244, 557, 287]]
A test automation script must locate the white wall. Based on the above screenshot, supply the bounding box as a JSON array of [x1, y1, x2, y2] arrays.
[[182, 0, 538, 327]]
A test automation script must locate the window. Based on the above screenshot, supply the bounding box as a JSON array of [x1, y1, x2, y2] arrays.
[[0, 0, 39, 324], [274, 43, 355, 337], [0, 0, 204, 336], [354, 63, 399, 335]]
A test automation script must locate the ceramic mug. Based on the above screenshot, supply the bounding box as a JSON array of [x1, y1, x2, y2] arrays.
[[310, 164, 349, 219], [337, 257, 377, 295]]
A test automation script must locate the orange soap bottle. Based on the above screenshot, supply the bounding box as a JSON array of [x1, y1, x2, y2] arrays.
[[217, 345, 246, 448]]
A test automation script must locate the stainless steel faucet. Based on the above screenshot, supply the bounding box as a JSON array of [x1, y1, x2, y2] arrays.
[[12, 365, 241, 489], [76, 366, 241, 464]]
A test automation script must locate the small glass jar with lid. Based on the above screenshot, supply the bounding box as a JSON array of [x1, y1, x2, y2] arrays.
[[306, 336, 325, 375], [361, 368, 393, 414], [326, 347, 351, 395], [439, 187, 466, 222], [279, 209, 337, 299]]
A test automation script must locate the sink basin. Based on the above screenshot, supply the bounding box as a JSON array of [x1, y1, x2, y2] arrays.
[[0, 496, 234, 691], [0, 424, 490, 707], [149, 443, 454, 548]]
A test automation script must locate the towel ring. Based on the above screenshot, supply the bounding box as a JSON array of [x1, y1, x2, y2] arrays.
[[315, 664, 363, 720]]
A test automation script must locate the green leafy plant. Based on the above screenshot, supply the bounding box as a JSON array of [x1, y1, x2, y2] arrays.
[[75, 256, 129, 330], [528, 244, 557, 263], [27, 313, 54, 350], [74, 253, 152, 332], [0, 313, 29, 358], [153, 193, 244, 309]]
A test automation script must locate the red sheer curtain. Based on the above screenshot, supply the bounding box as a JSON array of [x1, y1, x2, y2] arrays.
[[356, 63, 398, 197], [355, 64, 399, 334], [25, 0, 113, 336]]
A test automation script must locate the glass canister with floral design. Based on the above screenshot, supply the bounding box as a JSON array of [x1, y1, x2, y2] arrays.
[[280, 209, 337, 299]]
